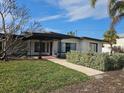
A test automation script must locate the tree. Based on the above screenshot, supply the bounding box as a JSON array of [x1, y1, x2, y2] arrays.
[[67, 30, 77, 36], [91, 0, 124, 27], [0, 0, 42, 60], [104, 28, 119, 54]]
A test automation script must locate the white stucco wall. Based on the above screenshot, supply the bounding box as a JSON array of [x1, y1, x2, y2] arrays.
[[102, 44, 111, 53], [116, 38, 124, 48], [80, 39, 103, 53], [61, 38, 103, 53], [52, 40, 59, 56], [61, 38, 80, 52], [27, 38, 103, 56]]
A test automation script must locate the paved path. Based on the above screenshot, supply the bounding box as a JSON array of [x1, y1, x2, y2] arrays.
[[46, 58, 104, 76]]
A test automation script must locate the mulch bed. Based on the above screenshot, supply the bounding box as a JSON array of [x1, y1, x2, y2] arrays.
[[51, 70, 124, 93]]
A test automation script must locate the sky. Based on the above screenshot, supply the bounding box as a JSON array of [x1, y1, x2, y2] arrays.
[[16, 0, 124, 38]]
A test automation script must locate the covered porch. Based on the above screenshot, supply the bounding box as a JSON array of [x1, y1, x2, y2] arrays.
[[24, 32, 79, 58], [27, 40, 60, 57]]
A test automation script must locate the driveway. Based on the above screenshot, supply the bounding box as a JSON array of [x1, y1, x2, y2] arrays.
[[51, 70, 124, 93]]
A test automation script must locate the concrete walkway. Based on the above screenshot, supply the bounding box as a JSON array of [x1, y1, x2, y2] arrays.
[[46, 58, 104, 76]]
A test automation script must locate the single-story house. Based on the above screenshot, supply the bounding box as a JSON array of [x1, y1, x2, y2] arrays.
[[0, 32, 104, 58], [25, 32, 104, 57]]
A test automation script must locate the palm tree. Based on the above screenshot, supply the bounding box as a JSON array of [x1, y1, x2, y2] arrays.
[[91, 0, 124, 27], [104, 28, 119, 55]]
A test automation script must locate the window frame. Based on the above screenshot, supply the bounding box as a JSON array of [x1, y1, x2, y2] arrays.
[[65, 43, 76, 53], [89, 42, 98, 52], [34, 42, 40, 52]]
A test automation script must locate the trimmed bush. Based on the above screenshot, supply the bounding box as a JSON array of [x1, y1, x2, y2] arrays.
[[66, 51, 124, 71], [66, 51, 81, 64]]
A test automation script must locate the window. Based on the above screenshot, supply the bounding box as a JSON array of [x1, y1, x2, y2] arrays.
[[34, 42, 40, 52], [89, 43, 98, 52], [66, 43, 71, 52], [66, 43, 76, 52], [46, 42, 49, 52], [34, 42, 45, 52], [41, 43, 45, 52], [71, 43, 76, 50], [0, 42, 2, 51]]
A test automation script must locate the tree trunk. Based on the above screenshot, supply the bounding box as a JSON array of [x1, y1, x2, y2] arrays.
[[110, 44, 113, 55], [0, 12, 8, 61], [1, 40, 8, 61]]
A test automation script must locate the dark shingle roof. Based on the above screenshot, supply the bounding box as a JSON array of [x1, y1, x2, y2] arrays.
[[24, 32, 80, 40], [80, 37, 104, 42], [0, 32, 104, 42]]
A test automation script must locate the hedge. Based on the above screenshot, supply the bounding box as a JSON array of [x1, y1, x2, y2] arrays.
[[66, 51, 124, 71]]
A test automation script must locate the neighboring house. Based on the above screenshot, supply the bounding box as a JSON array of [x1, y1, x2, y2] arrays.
[[102, 34, 124, 53], [0, 32, 104, 58]]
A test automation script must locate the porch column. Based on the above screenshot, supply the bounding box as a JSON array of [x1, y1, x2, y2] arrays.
[[29, 40, 31, 57], [58, 39, 62, 57], [39, 40, 42, 59]]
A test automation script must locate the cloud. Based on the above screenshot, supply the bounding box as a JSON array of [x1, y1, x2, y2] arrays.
[[35, 14, 62, 22], [32, 0, 109, 21], [58, 0, 108, 21]]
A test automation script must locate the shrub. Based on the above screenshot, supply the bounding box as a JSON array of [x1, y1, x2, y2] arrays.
[[66, 51, 124, 71], [66, 51, 80, 64], [109, 53, 124, 70]]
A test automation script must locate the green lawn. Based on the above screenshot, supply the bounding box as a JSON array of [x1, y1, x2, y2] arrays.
[[0, 60, 89, 93]]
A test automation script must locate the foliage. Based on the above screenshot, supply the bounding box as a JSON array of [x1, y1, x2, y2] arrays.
[[104, 29, 119, 45], [104, 28, 119, 54], [0, 0, 43, 60], [67, 51, 124, 71], [66, 51, 81, 64], [0, 60, 89, 93], [90, 0, 124, 27], [67, 31, 77, 36], [91, 0, 97, 8]]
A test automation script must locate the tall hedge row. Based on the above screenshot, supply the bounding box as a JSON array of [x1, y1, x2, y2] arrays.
[[66, 51, 124, 71]]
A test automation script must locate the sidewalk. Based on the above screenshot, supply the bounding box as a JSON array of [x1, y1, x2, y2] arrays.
[[47, 58, 104, 76]]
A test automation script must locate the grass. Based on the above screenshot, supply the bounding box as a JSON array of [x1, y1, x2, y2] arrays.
[[0, 60, 89, 93]]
